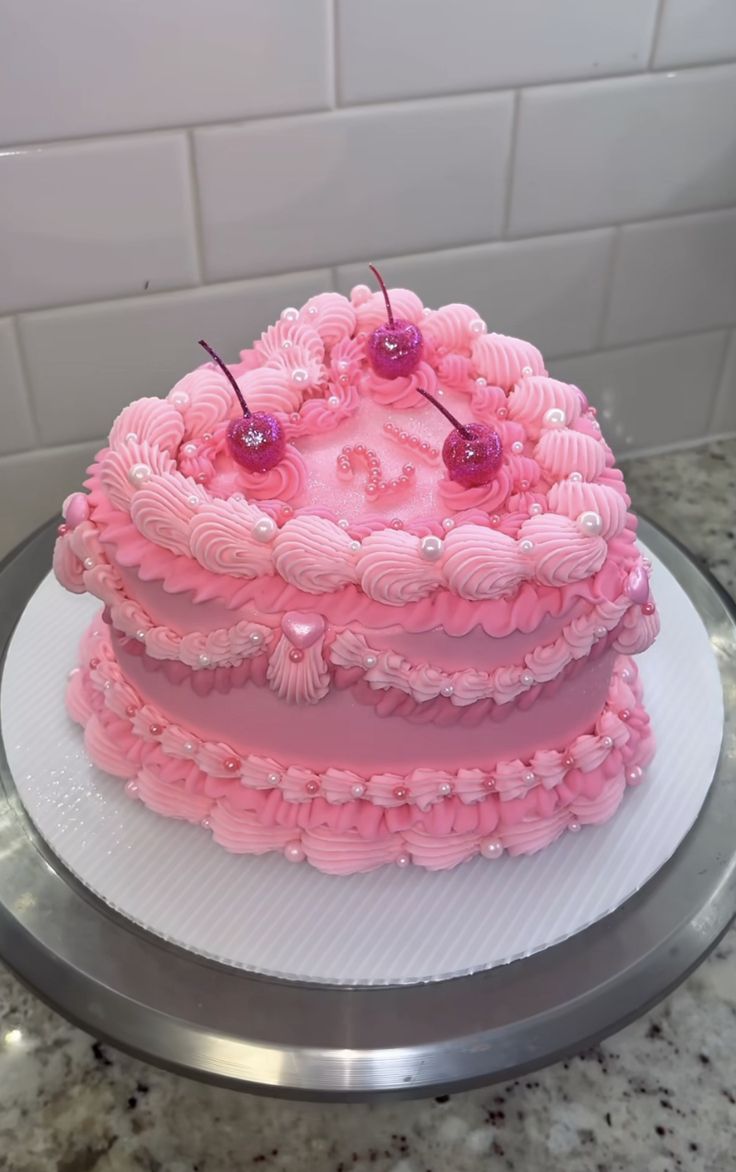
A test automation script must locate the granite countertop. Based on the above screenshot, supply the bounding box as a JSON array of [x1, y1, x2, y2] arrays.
[[1, 438, 735, 1172]]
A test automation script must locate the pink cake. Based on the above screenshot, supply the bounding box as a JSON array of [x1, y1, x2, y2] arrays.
[[53, 280, 658, 875]]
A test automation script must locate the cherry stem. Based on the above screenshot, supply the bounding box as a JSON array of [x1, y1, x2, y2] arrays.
[[198, 339, 249, 417], [416, 387, 472, 440], [368, 263, 395, 327]]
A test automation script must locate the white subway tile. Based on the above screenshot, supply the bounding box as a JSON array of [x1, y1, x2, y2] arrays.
[[0, 440, 101, 558], [0, 135, 198, 315], [338, 0, 658, 104], [195, 97, 514, 281], [0, 0, 330, 145], [655, 0, 736, 68], [550, 332, 727, 455], [711, 330, 736, 434], [604, 208, 736, 347], [509, 65, 736, 236], [0, 319, 35, 455], [336, 228, 614, 359], [18, 271, 330, 446]]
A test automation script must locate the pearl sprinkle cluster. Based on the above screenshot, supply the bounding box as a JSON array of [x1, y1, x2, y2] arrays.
[[336, 444, 416, 500]]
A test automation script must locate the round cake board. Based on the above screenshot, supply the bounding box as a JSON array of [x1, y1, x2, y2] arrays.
[[1, 544, 723, 986]]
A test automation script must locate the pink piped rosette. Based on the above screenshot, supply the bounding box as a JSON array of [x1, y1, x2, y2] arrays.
[[54, 283, 658, 875]]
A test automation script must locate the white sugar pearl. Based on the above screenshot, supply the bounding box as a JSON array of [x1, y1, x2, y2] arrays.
[[291, 368, 309, 384], [521, 671, 534, 687], [529, 503, 543, 516], [569, 471, 583, 482], [83, 557, 95, 569], [188, 495, 200, 508], [252, 517, 277, 542], [577, 510, 603, 536], [135, 630, 147, 642], [183, 741, 195, 754], [337, 360, 349, 371], [267, 772, 281, 787], [351, 783, 366, 799], [363, 655, 378, 669], [285, 842, 305, 863], [281, 307, 299, 321], [307, 305, 318, 316], [442, 518, 455, 531], [440, 683, 455, 697], [281, 340, 292, 349], [198, 654, 211, 668], [523, 771, 535, 785], [200, 816, 212, 830], [511, 441, 524, 454], [595, 626, 606, 639], [627, 766, 643, 784], [125, 431, 138, 443], [519, 539, 534, 554], [543, 407, 567, 428], [182, 442, 198, 457], [521, 365, 533, 376], [249, 631, 263, 645], [438, 782, 452, 797], [602, 736, 613, 749], [349, 541, 360, 552], [470, 318, 487, 334], [171, 391, 189, 407], [127, 463, 151, 486], [328, 396, 340, 407], [569, 819, 582, 833], [420, 535, 443, 561], [481, 838, 503, 860], [337, 518, 349, 529], [396, 853, 411, 868], [621, 668, 632, 682], [475, 376, 487, 387]]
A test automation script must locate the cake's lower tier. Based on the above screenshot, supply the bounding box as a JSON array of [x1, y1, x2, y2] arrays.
[[68, 617, 655, 874]]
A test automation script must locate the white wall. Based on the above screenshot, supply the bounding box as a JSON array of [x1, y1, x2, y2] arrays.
[[1, 0, 735, 553]]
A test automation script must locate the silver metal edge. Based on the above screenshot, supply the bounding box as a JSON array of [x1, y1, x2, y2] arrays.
[[0, 517, 734, 1101]]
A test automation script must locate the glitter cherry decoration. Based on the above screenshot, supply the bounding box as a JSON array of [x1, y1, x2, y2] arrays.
[[366, 263, 423, 379], [416, 387, 503, 487], [198, 339, 285, 473]]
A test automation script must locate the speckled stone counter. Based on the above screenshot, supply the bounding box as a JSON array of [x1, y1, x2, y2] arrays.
[[1, 438, 735, 1172]]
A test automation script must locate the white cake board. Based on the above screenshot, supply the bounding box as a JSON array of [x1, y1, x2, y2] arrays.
[[1, 544, 723, 986]]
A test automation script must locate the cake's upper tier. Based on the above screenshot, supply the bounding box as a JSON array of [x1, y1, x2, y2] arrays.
[[55, 286, 648, 613]]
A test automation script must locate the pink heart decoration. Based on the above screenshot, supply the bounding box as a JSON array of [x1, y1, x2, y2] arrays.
[[281, 611, 326, 650]]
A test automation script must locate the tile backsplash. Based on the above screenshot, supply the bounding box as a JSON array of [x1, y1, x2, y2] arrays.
[[1, 0, 735, 555]]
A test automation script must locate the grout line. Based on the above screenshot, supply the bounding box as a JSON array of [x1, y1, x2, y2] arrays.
[[10, 316, 41, 447], [647, 0, 668, 70], [618, 429, 736, 463], [504, 201, 736, 244], [3, 58, 736, 153], [329, 0, 340, 108], [707, 328, 735, 432], [550, 323, 736, 367], [0, 436, 107, 467], [184, 130, 206, 284], [594, 227, 620, 349], [9, 204, 736, 321], [501, 91, 521, 237]]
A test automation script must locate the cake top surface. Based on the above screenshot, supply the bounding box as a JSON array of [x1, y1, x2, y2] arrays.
[[57, 282, 650, 617]]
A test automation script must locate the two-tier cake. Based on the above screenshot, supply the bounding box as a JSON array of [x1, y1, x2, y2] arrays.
[[53, 275, 657, 874]]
